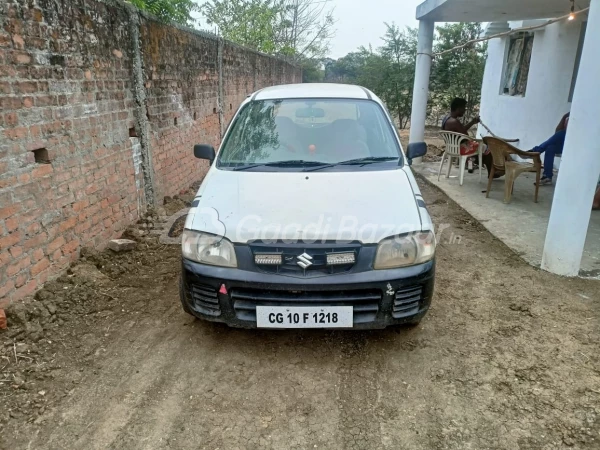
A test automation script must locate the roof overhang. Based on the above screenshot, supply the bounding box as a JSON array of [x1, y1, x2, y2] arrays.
[[416, 0, 590, 22]]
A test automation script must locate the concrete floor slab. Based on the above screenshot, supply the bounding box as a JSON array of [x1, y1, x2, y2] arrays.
[[414, 161, 600, 278]]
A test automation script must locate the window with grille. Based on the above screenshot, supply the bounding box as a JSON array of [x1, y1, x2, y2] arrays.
[[502, 34, 534, 96]]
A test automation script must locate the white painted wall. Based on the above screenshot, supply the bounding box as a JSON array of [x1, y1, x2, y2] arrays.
[[543, 0, 600, 275], [477, 19, 585, 151]]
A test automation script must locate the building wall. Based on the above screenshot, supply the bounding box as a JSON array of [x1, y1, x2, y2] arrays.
[[0, 0, 301, 306], [478, 20, 584, 150]]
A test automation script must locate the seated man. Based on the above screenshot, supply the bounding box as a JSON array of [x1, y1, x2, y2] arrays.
[[442, 98, 481, 135], [442, 98, 497, 176], [529, 112, 570, 186]]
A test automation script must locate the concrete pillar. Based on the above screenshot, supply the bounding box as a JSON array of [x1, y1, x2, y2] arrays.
[[541, 0, 600, 276], [409, 19, 435, 158]]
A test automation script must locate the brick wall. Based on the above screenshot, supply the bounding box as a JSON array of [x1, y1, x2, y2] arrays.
[[0, 0, 301, 306]]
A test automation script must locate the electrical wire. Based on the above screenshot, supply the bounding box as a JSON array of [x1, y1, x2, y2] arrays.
[[433, 7, 590, 58]]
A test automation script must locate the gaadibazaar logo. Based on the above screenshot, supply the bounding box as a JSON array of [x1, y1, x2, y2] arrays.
[[185, 206, 461, 245]]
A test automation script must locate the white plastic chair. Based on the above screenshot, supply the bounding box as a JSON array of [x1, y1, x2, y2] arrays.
[[438, 131, 483, 186]]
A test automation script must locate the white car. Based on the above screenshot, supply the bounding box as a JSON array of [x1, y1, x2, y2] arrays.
[[180, 83, 435, 329]]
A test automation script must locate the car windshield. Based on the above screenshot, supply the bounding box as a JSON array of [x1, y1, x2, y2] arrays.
[[217, 98, 402, 169]]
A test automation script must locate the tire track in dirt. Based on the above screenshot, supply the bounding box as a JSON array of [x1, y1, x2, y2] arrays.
[[337, 332, 385, 449]]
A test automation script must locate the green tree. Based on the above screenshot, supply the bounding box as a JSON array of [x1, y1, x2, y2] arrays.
[[201, 0, 335, 68], [201, 0, 283, 53], [378, 24, 418, 128], [327, 22, 487, 129], [430, 23, 487, 122], [128, 0, 199, 26], [299, 57, 324, 83], [276, 0, 335, 61]]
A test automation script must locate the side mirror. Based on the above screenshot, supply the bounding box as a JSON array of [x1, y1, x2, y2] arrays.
[[194, 144, 216, 163], [406, 142, 427, 166]]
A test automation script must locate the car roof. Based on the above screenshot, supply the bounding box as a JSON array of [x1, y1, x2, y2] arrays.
[[253, 83, 372, 101]]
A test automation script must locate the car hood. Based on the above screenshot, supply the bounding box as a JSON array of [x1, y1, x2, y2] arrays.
[[186, 168, 422, 244]]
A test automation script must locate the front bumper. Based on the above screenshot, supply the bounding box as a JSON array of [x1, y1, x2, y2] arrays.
[[180, 259, 435, 330]]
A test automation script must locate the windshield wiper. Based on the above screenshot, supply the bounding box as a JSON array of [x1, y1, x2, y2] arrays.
[[304, 156, 400, 172], [338, 156, 400, 165], [232, 160, 329, 171]]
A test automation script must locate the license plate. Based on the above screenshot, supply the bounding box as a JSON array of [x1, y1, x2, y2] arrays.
[[256, 306, 353, 328]]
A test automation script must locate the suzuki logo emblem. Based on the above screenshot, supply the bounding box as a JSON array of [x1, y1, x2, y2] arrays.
[[297, 253, 313, 269]]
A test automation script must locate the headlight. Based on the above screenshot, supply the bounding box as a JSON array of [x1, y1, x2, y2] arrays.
[[182, 230, 238, 268], [374, 231, 435, 269]]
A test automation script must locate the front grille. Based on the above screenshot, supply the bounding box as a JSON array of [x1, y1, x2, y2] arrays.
[[231, 288, 381, 324], [392, 286, 423, 318], [191, 283, 221, 317], [249, 243, 360, 277]]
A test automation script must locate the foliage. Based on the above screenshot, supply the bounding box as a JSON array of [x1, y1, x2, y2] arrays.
[[201, 0, 283, 53], [299, 57, 325, 83], [275, 0, 335, 61], [201, 0, 335, 61], [377, 24, 418, 128], [430, 23, 487, 122], [322, 22, 486, 128], [128, 0, 199, 26]]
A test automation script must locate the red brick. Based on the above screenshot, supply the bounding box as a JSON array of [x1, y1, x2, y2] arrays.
[[5, 126, 28, 139], [58, 216, 77, 232], [0, 251, 10, 267], [36, 268, 50, 285], [23, 232, 47, 249], [9, 245, 22, 258], [14, 52, 32, 64], [32, 164, 54, 179], [15, 81, 36, 94], [26, 222, 41, 235], [72, 199, 89, 211], [75, 220, 92, 233], [14, 273, 27, 288], [7, 257, 30, 276], [32, 247, 44, 262], [12, 280, 37, 301], [11, 34, 25, 49], [85, 183, 100, 195], [0, 96, 20, 109], [0, 279, 15, 300], [5, 217, 18, 232], [0, 176, 16, 189], [0, 204, 20, 220], [61, 238, 79, 255], [0, 81, 10, 94], [47, 236, 65, 253], [0, 231, 21, 250], [35, 95, 55, 107], [30, 257, 49, 276], [50, 248, 62, 261], [17, 173, 31, 183], [5, 112, 18, 126]]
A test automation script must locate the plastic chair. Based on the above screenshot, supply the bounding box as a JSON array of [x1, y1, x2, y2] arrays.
[[482, 137, 542, 204], [438, 131, 483, 186]]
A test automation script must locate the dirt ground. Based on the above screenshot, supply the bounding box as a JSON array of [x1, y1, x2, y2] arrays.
[[398, 128, 445, 166], [1, 179, 600, 450]]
